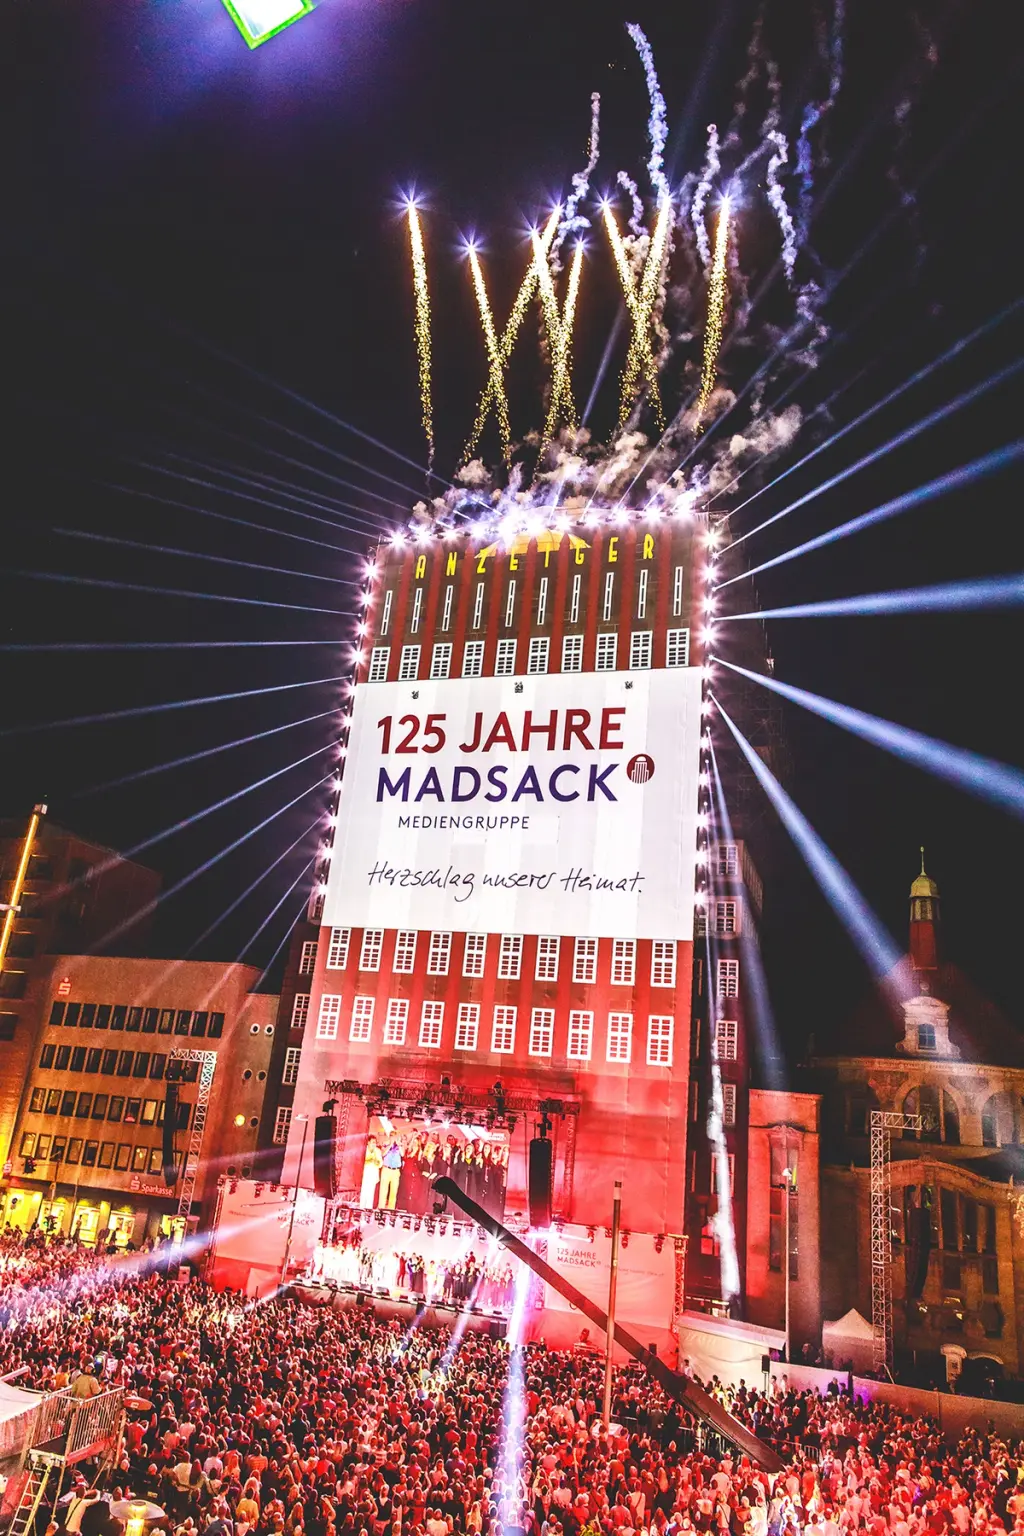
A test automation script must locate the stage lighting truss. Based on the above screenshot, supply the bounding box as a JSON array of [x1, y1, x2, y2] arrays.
[[220, 0, 314, 48]]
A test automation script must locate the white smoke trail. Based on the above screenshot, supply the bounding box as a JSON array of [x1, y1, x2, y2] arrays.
[[617, 170, 645, 241], [765, 129, 798, 282], [626, 22, 670, 204], [556, 91, 601, 255], [796, 0, 846, 240], [691, 123, 720, 271]]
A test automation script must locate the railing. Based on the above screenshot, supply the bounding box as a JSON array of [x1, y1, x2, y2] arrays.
[[30, 1386, 125, 1464]]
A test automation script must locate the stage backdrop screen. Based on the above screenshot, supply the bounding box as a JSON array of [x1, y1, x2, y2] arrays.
[[324, 667, 703, 940]]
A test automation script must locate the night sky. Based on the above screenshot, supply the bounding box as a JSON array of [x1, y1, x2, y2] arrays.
[[2, 0, 1021, 1057]]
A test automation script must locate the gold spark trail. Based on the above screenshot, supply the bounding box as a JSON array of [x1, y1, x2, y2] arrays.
[[602, 204, 662, 421], [406, 205, 434, 467], [694, 200, 731, 429], [467, 248, 512, 465], [606, 196, 671, 429], [539, 238, 584, 449]]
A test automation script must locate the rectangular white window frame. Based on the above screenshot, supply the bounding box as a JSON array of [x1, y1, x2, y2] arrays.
[[717, 842, 739, 877], [651, 941, 677, 988], [596, 632, 618, 671], [529, 1007, 554, 1058], [602, 572, 615, 622], [504, 580, 517, 629], [637, 568, 649, 620], [647, 1014, 675, 1067], [535, 935, 561, 982], [441, 584, 454, 632], [710, 1153, 736, 1196], [472, 582, 485, 630], [497, 934, 523, 980], [527, 636, 550, 674], [418, 1000, 445, 1050], [536, 576, 549, 627], [298, 940, 318, 976], [491, 1006, 517, 1054], [282, 1046, 301, 1086], [606, 1011, 633, 1064], [358, 929, 384, 972], [398, 644, 421, 681], [717, 958, 740, 998], [561, 634, 583, 673], [567, 1010, 594, 1061], [495, 638, 517, 676], [325, 927, 351, 971], [430, 643, 452, 679], [714, 1019, 738, 1062], [393, 930, 418, 974], [427, 931, 452, 976], [349, 996, 375, 1043], [380, 588, 394, 636], [410, 587, 424, 634], [455, 1003, 480, 1051], [610, 939, 636, 986], [573, 937, 598, 984], [569, 572, 582, 624], [368, 646, 390, 683], [666, 628, 690, 668], [714, 899, 739, 935], [629, 630, 653, 670], [462, 640, 485, 678], [383, 998, 409, 1046], [316, 994, 342, 1041], [290, 993, 310, 1029], [463, 933, 487, 978], [721, 1082, 737, 1127], [273, 1106, 292, 1146], [672, 565, 684, 617]]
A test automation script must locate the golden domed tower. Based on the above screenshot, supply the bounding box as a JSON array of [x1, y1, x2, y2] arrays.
[[909, 848, 940, 980]]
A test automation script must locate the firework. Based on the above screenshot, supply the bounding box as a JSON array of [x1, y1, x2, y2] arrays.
[[602, 202, 661, 414], [609, 195, 671, 428], [694, 199, 731, 428], [626, 22, 670, 203], [765, 130, 798, 281], [691, 124, 721, 270], [406, 203, 434, 467], [467, 247, 512, 464], [556, 92, 601, 253], [539, 238, 584, 448]]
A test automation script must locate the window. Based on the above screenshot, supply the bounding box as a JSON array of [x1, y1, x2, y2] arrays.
[[71, 1045, 87, 1071], [49, 1002, 65, 1027], [607, 1012, 633, 1063], [462, 640, 485, 678], [629, 631, 653, 669], [133, 1052, 151, 1078], [45, 1090, 61, 1115], [190, 1011, 208, 1037], [495, 638, 517, 676], [567, 1010, 594, 1061], [123, 1098, 141, 1125], [380, 589, 393, 635], [561, 633, 583, 672], [174, 1010, 191, 1036], [647, 1015, 674, 1067], [140, 1098, 158, 1125], [491, 1006, 517, 1054], [368, 646, 390, 683], [79, 1004, 95, 1029], [63, 1003, 81, 1028], [54, 1045, 71, 1070], [573, 938, 598, 984], [326, 927, 351, 970], [427, 932, 452, 976], [535, 936, 561, 982], [472, 583, 485, 630], [383, 999, 409, 1046], [29, 1089, 46, 1112], [101, 1050, 117, 1074], [717, 959, 740, 997], [528, 637, 550, 674], [316, 995, 342, 1041], [359, 929, 385, 971], [504, 580, 516, 628], [430, 643, 452, 679], [721, 1082, 737, 1127], [611, 940, 636, 986], [498, 935, 523, 980], [665, 628, 690, 667], [710, 1153, 736, 1197], [291, 993, 310, 1029], [917, 1025, 937, 1052], [116, 1052, 134, 1078], [95, 1005, 111, 1030], [418, 1000, 445, 1049], [672, 564, 684, 617], [596, 632, 618, 671], [441, 584, 454, 632], [399, 644, 421, 680], [714, 900, 739, 935], [299, 941, 318, 976], [39, 1043, 55, 1069], [149, 1056, 166, 1082], [410, 587, 423, 633], [602, 572, 615, 622], [455, 1004, 480, 1051], [98, 1142, 113, 1169], [20, 1133, 36, 1157], [463, 933, 487, 978], [714, 1020, 738, 1062], [67, 1139, 84, 1166], [273, 1107, 292, 1146], [529, 1008, 554, 1057], [349, 997, 375, 1043], [716, 842, 739, 877], [636, 568, 649, 619], [535, 576, 549, 626], [651, 941, 677, 987], [158, 1010, 174, 1035], [282, 1047, 302, 1086], [393, 930, 418, 974], [569, 572, 582, 624], [114, 1144, 130, 1170]]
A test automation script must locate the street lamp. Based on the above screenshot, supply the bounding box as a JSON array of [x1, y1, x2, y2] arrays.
[[280, 1114, 309, 1287]]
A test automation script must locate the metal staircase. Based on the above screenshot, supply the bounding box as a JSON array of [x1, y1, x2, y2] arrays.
[[9, 1451, 63, 1536]]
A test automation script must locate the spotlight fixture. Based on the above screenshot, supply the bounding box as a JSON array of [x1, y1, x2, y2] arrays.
[[220, 0, 314, 49]]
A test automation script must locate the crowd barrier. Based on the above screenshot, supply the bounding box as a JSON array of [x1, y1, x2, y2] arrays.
[[769, 1361, 1024, 1442]]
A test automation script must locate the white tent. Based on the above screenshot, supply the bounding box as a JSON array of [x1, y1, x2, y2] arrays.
[[0, 1379, 42, 1461], [822, 1308, 876, 1374]]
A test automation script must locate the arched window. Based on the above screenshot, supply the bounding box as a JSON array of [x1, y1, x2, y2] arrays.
[[904, 1086, 941, 1141], [980, 1092, 1017, 1148], [943, 1092, 961, 1146]]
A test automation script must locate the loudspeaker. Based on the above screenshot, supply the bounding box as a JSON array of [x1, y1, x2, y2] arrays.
[[313, 1114, 338, 1198], [528, 1136, 553, 1228], [162, 1082, 179, 1188], [761, 1354, 771, 1374], [906, 1207, 932, 1298]]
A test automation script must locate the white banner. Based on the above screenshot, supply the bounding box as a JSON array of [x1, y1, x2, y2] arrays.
[[324, 667, 703, 940]]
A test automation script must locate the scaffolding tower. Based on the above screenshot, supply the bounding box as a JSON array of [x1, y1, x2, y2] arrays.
[[170, 1048, 217, 1228], [869, 1109, 922, 1376]]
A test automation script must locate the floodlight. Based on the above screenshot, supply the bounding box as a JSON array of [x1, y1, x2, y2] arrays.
[[221, 0, 314, 48]]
